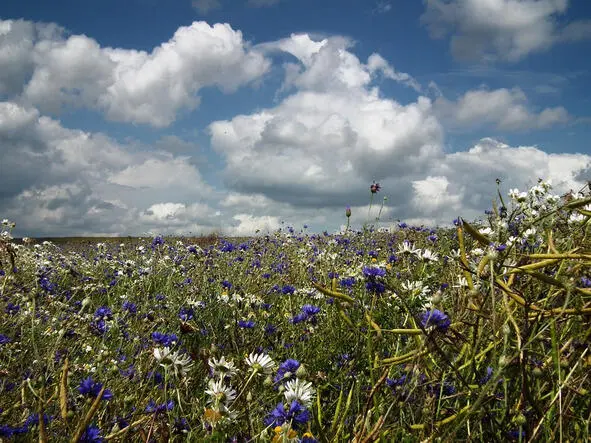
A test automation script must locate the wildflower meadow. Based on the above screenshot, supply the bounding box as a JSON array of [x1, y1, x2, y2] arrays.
[[1, 179, 590, 442]]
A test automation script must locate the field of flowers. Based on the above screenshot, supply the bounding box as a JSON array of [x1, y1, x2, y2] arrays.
[[1, 180, 590, 442]]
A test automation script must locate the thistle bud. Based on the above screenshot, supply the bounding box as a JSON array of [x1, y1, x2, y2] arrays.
[[345, 206, 352, 218]]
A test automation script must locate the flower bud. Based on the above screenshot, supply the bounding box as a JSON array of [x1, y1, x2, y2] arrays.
[[345, 206, 351, 218], [296, 364, 308, 379], [514, 413, 527, 426]]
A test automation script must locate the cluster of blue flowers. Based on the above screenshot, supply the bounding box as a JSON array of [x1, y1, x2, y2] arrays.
[[291, 304, 321, 324]]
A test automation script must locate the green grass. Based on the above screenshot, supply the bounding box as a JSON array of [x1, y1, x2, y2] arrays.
[[0, 180, 590, 442]]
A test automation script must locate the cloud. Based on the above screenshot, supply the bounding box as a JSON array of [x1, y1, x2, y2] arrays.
[[412, 176, 462, 215], [421, 0, 591, 62], [209, 34, 441, 211], [373, 2, 393, 14], [191, 0, 222, 14], [2, 18, 589, 236], [207, 33, 589, 229], [0, 100, 217, 236], [0, 18, 271, 127], [434, 87, 570, 131]]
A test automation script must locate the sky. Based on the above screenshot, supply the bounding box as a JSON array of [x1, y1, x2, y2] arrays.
[[1, 0, 591, 237]]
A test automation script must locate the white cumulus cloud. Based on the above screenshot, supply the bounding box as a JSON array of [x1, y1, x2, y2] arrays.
[[421, 0, 591, 62]]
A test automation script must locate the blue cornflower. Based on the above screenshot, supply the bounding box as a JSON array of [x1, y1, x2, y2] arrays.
[[581, 276, 591, 288], [122, 301, 137, 314], [178, 307, 194, 321], [78, 377, 113, 400], [145, 399, 174, 414], [151, 332, 178, 347], [274, 359, 300, 383], [222, 280, 232, 289], [264, 401, 310, 430], [386, 374, 408, 388], [94, 306, 112, 320], [420, 309, 451, 332], [264, 324, 277, 335], [90, 319, 108, 336], [238, 320, 255, 329], [39, 276, 56, 293], [291, 312, 308, 324], [340, 277, 356, 288], [428, 381, 456, 397], [151, 236, 165, 247], [0, 425, 14, 438], [281, 285, 296, 295], [365, 280, 385, 294], [173, 417, 190, 434], [301, 305, 320, 316], [80, 424, 104, 442], [5, 302, 20, 315], [220, 242, 235, 252], [0, 334, 11, 345], [362, 266, 386, 278]]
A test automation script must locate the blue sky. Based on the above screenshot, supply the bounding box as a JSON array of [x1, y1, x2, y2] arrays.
[[1, 0, 590, 236]]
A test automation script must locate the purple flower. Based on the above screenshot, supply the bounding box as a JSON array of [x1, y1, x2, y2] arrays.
[[5, 303, 20, 315], [122, 301, 137, 314], [90, 319, 108, 335], [238, 320, 255, 328], [340, 277, 356, 288], [301, 305, 320, 316], [291, 312, 308, 324], [222, 280, 232, 289], [281, 285, 296, 295], [345, 206, 352, 217], [78, 377, 113, 401], [370, 182, 381, 194], [362, 266, 386, 278], [145, 399, 174, 414], [94, 306, 112, 320], [420, 309, 451, 332], [0, 334, 11, 345], [151, 332, 178, 347], [264, 401, 310, 429], [581, 276, 591, 288], [365, 280, 385, 294], [173, 417, 190, 434], [151, 236, 165, 247], [80, 424, 104, 442], [178, 307, 194, 321], [274, 359, 300, 383], [0, 425, 14, 438]]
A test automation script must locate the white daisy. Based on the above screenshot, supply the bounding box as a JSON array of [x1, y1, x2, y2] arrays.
[[204, 378, 237, 406], [245, 352, 275, 375], [208, 356, 238, 379], [283, 378, 315, 407], [153, 347, 193, 377], [421, 249, 439, 262]]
